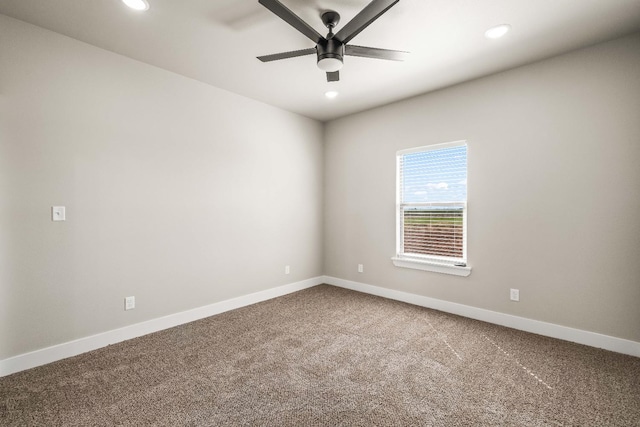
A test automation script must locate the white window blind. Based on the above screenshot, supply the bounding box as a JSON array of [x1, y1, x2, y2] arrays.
[[396, 141, 468, 266]]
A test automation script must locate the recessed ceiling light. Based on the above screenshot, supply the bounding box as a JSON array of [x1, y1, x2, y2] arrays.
[[325, 91, 339, 99], [122, 0, 149, 11], [485, 24, 511, 39]]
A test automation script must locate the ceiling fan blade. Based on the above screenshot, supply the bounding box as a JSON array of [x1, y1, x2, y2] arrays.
[[257, 48, 317, 62], [327, 71, 340, 82], [333, 0, 399, 44], [259, 0, 324, 44], [345, 45, 408, 61]]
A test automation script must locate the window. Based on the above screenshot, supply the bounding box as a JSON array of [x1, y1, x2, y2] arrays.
[[392, 141, 470, 276]]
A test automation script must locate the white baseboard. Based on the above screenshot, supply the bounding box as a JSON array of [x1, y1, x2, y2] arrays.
[[3, 275, 637, 377], [323, 276, 640, 358], [0, 277, 323, 377]]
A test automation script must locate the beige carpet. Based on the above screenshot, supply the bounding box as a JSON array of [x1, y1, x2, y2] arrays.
[[1, 285, 639, 426]]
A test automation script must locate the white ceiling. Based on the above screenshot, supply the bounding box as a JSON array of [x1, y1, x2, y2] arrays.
[[1, 0, 639, 121]]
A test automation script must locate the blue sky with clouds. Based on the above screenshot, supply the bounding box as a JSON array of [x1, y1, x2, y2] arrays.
[[401, 145, 467, 204]]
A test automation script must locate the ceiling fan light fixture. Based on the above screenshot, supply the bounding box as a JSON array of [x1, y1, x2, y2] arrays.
[[257, 0, 406, 82], [485, 24, 511, 39], [122, 0, 149, 11], [325, 90, 339, 99], [317, 57, 343, 72]]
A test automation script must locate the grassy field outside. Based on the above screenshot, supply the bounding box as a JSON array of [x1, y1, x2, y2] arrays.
[[403, 209, 463, 258]]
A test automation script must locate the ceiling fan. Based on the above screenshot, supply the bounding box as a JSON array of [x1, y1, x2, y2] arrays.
[[257, 0, 407, 82]]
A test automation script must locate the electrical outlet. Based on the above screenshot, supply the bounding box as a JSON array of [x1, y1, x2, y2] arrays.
[[510, 289, 520, 302], [358, 264, 364, 273], [51, 206, 66, 221], [285, 265, 290, 275], [125, 296, 135, 310]]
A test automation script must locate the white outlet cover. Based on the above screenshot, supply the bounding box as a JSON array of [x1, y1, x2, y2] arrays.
[[510, 289, 520, 301], [125, 296, 135, 310], [52, 206, 66, 221]]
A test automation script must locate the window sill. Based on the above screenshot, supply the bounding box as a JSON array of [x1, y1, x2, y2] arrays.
[[391, 257, 471, 277]]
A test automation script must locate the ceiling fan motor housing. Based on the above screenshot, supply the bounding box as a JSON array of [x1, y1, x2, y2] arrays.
[[317, 38, 344, 71]]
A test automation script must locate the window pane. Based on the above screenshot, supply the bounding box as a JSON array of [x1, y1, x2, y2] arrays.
[[401, 145, 467, 204], [397, 143, 467, 264], [403, 207, 464, 258]]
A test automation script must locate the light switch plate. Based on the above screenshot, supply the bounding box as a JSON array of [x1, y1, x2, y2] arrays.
[[52, 206, 66, 221]]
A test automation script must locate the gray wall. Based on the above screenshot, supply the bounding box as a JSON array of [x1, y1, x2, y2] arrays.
[[0, 15, 324, 360], [324, 33, 640, 342]]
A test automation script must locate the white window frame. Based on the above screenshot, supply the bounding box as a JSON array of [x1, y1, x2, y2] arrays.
[[392, 140, 471, 277]]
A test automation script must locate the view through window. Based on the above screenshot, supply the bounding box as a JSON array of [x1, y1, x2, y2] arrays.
[[396, 141, 468, 266]]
